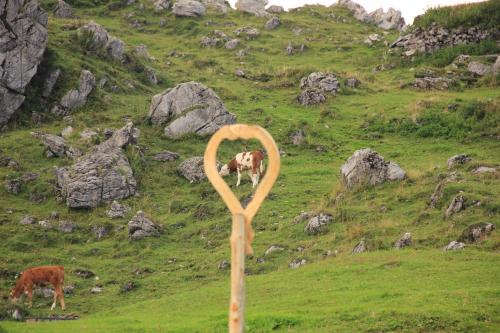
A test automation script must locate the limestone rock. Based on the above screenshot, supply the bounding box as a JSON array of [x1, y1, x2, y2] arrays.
[[264, 245, 284, 256], [289, 258, 306, 269], [58, 220, 77, 233], [172, 0, 206, 17], [52, 70, 96, 116], [447, 154, 471, 169], [444, 194, 465, 219], [148, 82, 236, 139], [234, 26, 260, 39], [178, 156, 220, 183], [467, 61, 492, 76], [458, 223, 495, 243], [289, 129, 305, 146], [369, 7, 405, 30], [5, 179, 22, 194], [77, 22, 125, 61], [153, 0, 171, 12], [267, 5, 284, 14], [133, 44, 154, 60], [92, 225, 109, 240], [42, 69, 61, 99], [300, 72, 340, 94], [471, 166, 497, 174], [304, 213, 333, 234], [54, 0, 74, 18], [128, 211, 160, 240], [341, 148, 406, 189], [0, 0, 48, 125], [337, 0, 372, 23], [410, 77, 457, 90], [225, 39, 240, 49], [153, 151, 180, 162], [55, 122, 139, 208], [443, 240, 465, 251], [297, 89, 325, 106], [19, 215, 36, 225], [32, 133, 69, 158], [106, 200, 130, 218], [352, 239, 367, 254], [201, 0, 230, 13], [394, 232, 412, 249], [346, 77, 360, 88], [265, 16, 280, 30], [235, 0, 269, 17]]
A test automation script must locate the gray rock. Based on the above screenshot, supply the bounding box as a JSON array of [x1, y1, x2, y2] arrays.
[[32, 132, 68, 158], [289, 129, 305, 146], [447, 154, 471, 169], [201, 0, 230, 13], [133, 44, 154, 60], [453, 54, 470, 67], [267, 5, 284, 14], [304, 213, 333, 234], [265, 16, 280, 30], [38, 220, 52, 228], [35, 286, 54, 298], [292, 211, 311, 224], [106, 37, 125, 61], [444, 193, 465, 219], [148, 82, 236, 139], [300, 72, 340, 94], [55, 122, 139, 208], [368, 7, 405, 30], [429, 172, 457, 208], [11, 308, 23, 321], [338, 0, 372, 23], [19, 215, 36, 225], [21, 172, 39, 182], [178, 156, 219, 183], [225, 39, 240, 49], [91, 286, 103, 293], [103, 128, 114, 139], [153, 0, 171, 12], [153, 151, 180, 162], [54, 0, 73, 18], [0, 0, 48, 125], [218, 259, 230, 270], [235, 0, 269, 17], [201, 36, 221, 48], [346, 77, 360, 88], [364, 33, 382, 45], [61, 126, 74, 139], [5, 179, 22, 194], [471, 166, 497, 174], [106, 200, 130, 218], [394, 232, 412, 249], [52, 70, 96, 116], [234, 26, 260, 39], [77, 21, 110, 50], [458, 223, 495, 243], [264, 245, 284, 256], [286, 42, 294, 55], [341, 148, 406, 189], [128, 211, 160, 240], [63, 285, 75, 295], [297, 89, 326, 106], [235, 68, 245, 77], [172, 0, 206, 17], [289, 258, 306, 269], [144, 67, 159, 85], [443, 240, 465, 251], [410, 77, 457, 90], [42, 69, 61, 99], [92, 225, 110, 240], [58, 220, 77, 233], [352, 239, 367, 254], [467, 61, 492, 76], [74, 269, 95, 278]]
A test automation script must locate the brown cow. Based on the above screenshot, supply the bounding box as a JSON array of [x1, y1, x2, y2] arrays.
[[10, 265, 66, 310], [219, 150, 265, 188]]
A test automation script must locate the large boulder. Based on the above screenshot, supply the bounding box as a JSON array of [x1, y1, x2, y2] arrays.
[[52, 70, 96, 116], [467, 61, 492, 76], [394, 232, 412, 249], [341, 148, 406, 189], [148, 82, 236, 139], [177, 156, 220, 183], [77, 21, 125, 61], [458, 223, 495, 243], [300, 72, 340, 94], [266, 5, 284, 14], [54, 0, 74, 18], [128, 211, 161, 240], [0, 0, 48, 125], [55, 122, 139, 208], [201, 0, 230, 13], [337, 0, 372, 23], [172, 0, 206, 17], [368, 7, 405, 30], [235, 0, 269, 17]]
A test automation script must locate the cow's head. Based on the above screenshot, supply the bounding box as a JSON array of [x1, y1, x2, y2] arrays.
[[219, 164, 230, 177]]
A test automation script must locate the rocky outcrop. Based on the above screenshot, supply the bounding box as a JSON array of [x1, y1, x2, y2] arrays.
[[106, 200, 130, 218], [201, 0, 230, 13], [153, 151, 180, 162], [444, 193, 465, 219], [394, 232, 412, 249], [267, 5, 284, 14], [42, 69, 61, 99], [54, 0, 73, 18], [235, 0, 269, 17], [234, 26, 260, 39], [467, 61, 492, 76], [148, 82, 236, 139], [5, 179, 22, 194], [447, 154, 471, 169], [32, 132, 70, 158], [352, 239, 367, 254], [337, 1, 405, 30], [52, 70, 96, 116], [172, 0, 206, 17], [0, 0, 48, 125], [128, 211, 161, 240], [178, 156, 220, 183], [458, 223, 495, 243], [297, 89, 326, 106], [409, 77, 458, 90], [265, 16, 280, 30], [133, 44, 154, 60], [471, 166, 497, 174], [341, 148, 406, 189], [390, 24, 491, 57], [77, 21, 125, 61], [301, 72, 340, 94], [304, 213, 333, 234], [55, 122, 139, 208], [153, 0, 171, 13]]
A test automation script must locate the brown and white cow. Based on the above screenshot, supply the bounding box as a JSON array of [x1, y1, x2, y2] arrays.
[[10, 265, 66, 310], [219, 150, 265, 188]]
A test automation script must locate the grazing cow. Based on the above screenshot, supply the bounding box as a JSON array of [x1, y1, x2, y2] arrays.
[[219, 150, 265, 188], [10, 265, 66, 310]]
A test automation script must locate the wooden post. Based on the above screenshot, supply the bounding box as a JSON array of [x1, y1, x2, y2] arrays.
[[229, 213, 246, 333], [204, 124, 280, 333]]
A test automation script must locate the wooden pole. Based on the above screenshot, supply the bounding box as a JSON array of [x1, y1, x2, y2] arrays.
[[229, 213, 246, 333]]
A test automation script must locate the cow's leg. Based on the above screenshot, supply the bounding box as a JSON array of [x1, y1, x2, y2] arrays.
[[26, 286, 33, 308], [56, 286, 65, 310], [254, 173, 260, 187], [236, 168, 242, 187], [51, 289, 58, 310]]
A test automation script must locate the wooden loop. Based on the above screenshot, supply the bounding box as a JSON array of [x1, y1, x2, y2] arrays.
[[204, 124, 281, 255]]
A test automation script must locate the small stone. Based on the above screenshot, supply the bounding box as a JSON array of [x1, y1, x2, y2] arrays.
[[265, 16, 280, 30], [225, 39, 240, 49], [153, 151, 180, 162], [5, 179, 22, 194], [447, 154, 471, 169], [58, 220, 77, 233], [352, 240, 367, 254], [218, 259, 230, 270], [74, 269, 95, 278], [289, 258, 306, 269], [91, 286, 103, 294], [346, 77, 360, 88], [92, 225, 110, 240], [264, 245, 284, 256], [443, 240, 465, 251], [304, 213, 333, 234], [121, 281, 136, 292], [471, 166, 497, 174], [61, 126, 74, 138], [19, 215, 36, 225], [394, 232, 412, 249], [128, 211, 160, 240], [289, 130, 306, 146]]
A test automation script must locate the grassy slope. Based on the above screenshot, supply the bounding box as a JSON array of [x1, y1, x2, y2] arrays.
[[0, 1, 499, 332]]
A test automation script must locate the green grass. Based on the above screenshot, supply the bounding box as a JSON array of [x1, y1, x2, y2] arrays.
[[0, 2, 499, 332], [413, 0, 500, 29]]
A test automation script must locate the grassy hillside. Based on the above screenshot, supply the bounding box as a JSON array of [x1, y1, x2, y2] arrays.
[[1, 1, 499, 332]]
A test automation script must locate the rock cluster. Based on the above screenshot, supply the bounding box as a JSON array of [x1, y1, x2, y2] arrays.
[[447, 154, 471, 169], [148, 82, 236, 139], [298, 72, 340, 106], [394, 232, 412, 249], [235, 0, 269, 17], [0, 0, 48, 125], [409, 77, 458, 90], [304, 213, 333, 234], [337, 0, 405, 30], [458, 223, 495, 243], [390, 24, 491, 57], [128, 211, 161, 240], [55, 122, 139, 208], [52, 70, 96, 116], [77, 21, 125, 61], [341, 148, 406, 189]]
